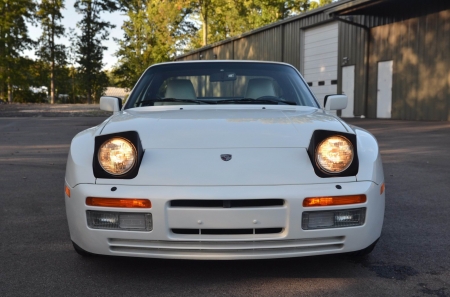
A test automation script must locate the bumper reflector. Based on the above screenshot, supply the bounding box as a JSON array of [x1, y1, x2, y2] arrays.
[[65, 185, 71, 197], [86, 197, 151, 208], [303, 195, 366, 207], [302, 208, 366, 230], [87, 211, 152, 231]]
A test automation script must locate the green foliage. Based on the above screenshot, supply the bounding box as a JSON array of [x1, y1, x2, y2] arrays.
[[1, 0, 335, 102], [12, 89, 47, 103], [7, 57, 48, 103], [113, 0, 196, 89], [113, 0, 335, 89], [0, 0, 35, 102], [36, 0, 66, 64], [309, 0, 333, 10], [190, 0, 314, 46], [36, 0, 66, 104], [75, 0, 118, 103]]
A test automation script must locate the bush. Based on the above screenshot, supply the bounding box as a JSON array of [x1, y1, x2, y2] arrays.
[[13, 89, 48, 103]]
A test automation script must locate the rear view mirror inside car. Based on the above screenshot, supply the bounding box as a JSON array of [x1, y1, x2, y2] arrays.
[[210, 72, 237, 82]]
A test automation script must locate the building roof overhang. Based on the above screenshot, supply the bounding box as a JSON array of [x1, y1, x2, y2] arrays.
[[327, 0, 450, 18]]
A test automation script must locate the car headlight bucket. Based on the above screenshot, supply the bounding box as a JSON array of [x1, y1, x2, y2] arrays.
[[93, 131, 144, 179], [98, 137, 137, 175], [315, 135, 354, 174]]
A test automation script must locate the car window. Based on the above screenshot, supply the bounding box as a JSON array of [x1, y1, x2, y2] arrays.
[[125, 62, 319, 108]]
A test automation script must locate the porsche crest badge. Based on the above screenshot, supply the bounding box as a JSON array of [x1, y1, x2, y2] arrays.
[[220, 154, 232, 161]]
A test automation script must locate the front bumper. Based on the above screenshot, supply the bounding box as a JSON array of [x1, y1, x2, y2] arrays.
[[65, 181, 384, 260]]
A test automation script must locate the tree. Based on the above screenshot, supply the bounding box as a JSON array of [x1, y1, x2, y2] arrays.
[[66, 28, 79, 103], [112, 0, 338, 90], [74, 0, 119, 103], [309, 0, 333, 10], [0, 0, 35, 102], [189, 0, 318, 47], [113, 0, 195, 88], [11, 57, 49, 103], [36, 0, 66, 104]]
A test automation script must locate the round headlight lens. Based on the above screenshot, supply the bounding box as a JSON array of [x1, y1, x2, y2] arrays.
[[98, 137, 137, 175], [316, 135, 354, 173]]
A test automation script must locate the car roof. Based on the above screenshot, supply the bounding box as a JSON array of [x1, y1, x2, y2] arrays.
[[152, 60, 294, 67]]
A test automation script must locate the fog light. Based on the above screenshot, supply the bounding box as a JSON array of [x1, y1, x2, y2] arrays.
[[87, 211, 152, 231], [302, 208, 366, 230]]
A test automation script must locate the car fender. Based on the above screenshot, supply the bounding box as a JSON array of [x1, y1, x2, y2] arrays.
[[65, 119, 111, 187], [354, 127, 384, 185]]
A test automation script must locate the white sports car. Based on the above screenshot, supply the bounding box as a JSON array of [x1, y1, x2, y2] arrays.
[[65, 61, 385, 259]]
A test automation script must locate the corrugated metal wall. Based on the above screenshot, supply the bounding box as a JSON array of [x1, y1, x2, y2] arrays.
[[338, 22, 368, 116], [176, 9, 376, 117], [367, 9, 450, 120], [176, 8, 337, 67], [176, 1, 450, 121], [281, 22, 301, 69], [215, 43, 233, 60], [233, 26, 283, 60]]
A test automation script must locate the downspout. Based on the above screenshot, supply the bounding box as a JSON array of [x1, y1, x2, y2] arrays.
[[332, 15, 370, 118], [281, 24, 285, 62]]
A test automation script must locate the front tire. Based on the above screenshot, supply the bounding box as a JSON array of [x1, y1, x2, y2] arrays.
[[349, 238, 379, 257], [72, 241, 95, 257]]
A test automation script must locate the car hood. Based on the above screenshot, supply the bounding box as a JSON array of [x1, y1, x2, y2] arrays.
[[100, 106, 350, 149]]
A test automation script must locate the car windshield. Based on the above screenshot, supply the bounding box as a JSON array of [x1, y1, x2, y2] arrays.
[[124, 62, 319, 108]]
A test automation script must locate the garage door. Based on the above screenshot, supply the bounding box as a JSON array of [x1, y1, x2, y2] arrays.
[[303, 22, 338, 109]]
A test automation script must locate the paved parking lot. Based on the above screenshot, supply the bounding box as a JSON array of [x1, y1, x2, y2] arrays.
[[0, 103, 111, 117], [0, 112, 449, 296]]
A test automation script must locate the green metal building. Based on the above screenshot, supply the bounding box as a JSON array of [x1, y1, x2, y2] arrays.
[[175, 0, 450, 121]]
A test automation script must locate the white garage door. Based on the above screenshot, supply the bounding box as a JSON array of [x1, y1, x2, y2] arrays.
[[303, 22, 338, 109]]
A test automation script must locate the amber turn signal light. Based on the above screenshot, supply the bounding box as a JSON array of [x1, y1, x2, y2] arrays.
[[65, 185, 71, 197], [380, 183, 385, 195], [303, 195, 366, 207], [86, 197, 151, 208]]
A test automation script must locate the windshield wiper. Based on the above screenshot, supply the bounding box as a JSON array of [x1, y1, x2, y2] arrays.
[[216, 97, 297, 106], [138, 98, 213, 106]]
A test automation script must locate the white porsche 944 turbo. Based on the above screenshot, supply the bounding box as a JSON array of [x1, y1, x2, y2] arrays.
[[65, 61, 385, 260]]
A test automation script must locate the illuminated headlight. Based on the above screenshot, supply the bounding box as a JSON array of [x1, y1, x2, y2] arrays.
[[302, 208, 366, 230], [316, 135, 354, 173], [87, 211, 152, 231], [98, 137, 137, 175]]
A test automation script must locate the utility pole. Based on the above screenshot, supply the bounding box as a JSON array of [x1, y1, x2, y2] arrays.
[[201, 0, 208, 46]]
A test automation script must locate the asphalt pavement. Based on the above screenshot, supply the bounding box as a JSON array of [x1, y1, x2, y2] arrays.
[[0, 113, 449, 297]]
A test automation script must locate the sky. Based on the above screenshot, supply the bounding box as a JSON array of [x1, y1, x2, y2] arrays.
[[25, 0, 127, 70]]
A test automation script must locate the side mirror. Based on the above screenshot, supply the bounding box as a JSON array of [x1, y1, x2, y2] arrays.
[[324, 94, 347, 111], [100, 96, 122, 113]]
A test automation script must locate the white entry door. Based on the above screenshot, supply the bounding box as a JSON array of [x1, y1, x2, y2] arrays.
[[341, 65, 355, 117], [377, 61, 393, 118]]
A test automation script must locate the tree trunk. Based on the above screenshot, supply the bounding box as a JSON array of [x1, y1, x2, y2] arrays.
[[87, 89, 91, 104], [202, 16, 207, 46], [0, 80, 4, 101], [72, 68, 75, 104], [7, 81, 12, 103], [86, 1, 92, 104], [50, 62, 55, 104], [202, 1, 208, 46], [50, 12, 55, 104]]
